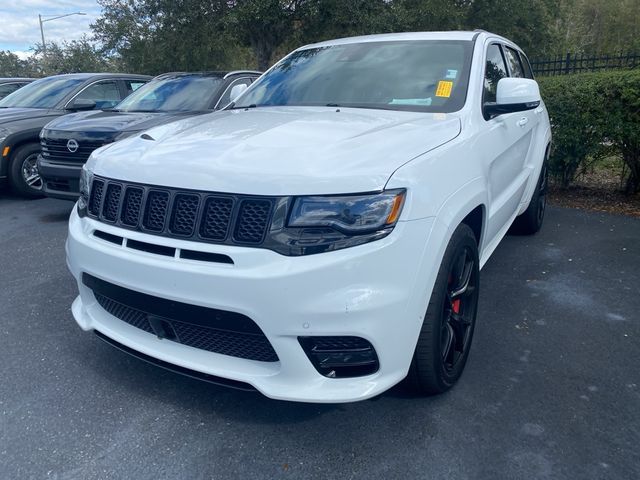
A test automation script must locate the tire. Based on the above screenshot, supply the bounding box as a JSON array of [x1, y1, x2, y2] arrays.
[[407, 223, 480, 395], [9, 143, 45, 198], [510, 159, 548, 235]]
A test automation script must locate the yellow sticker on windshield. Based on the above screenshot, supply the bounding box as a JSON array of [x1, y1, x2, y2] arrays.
[[435, 81, 453, 98]]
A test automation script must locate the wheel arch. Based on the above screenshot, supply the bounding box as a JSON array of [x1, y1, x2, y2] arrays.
[[433, 176, 488, 256], [461, 204, 485, 247], [5, 129, 42, 167], [407, 178, 487, 333]]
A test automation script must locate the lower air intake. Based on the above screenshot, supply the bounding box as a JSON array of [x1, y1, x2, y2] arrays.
[[84, 273, 278, 363], [298, 336, 379, 378]]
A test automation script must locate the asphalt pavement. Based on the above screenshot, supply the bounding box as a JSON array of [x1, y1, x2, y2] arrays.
[[1, 193, 638, 480]]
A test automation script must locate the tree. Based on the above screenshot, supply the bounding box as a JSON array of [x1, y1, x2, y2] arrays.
[[226, 0, 304, 71], [464, 0, 558, 58], [92, 0, 244, 74], [394, 0, 466, 32], [89, 0, 639, 74], [297, 0, 397, 43], [0, 51, 38, 77], [548, 0, 640, 55], [34, 37, 116, 75]]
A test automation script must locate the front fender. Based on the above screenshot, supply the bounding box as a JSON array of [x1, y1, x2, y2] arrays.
[[1, 128, 43, 177]]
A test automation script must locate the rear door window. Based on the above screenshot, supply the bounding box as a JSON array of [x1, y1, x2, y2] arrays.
[[0, 83, 22, 98], [74, 80, 121, 109], [125, 80, 147, 95], [519, 52, 535, 79], [504, 47, 526, 78]]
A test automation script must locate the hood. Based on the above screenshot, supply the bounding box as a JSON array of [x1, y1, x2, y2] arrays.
[[44, 110, 202, 139], [89, 106, 461, 196], [0, 107, 59, 125]]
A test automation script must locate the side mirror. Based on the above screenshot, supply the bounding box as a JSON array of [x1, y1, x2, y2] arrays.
[[229, 84, 248, 103], [484, 78, 541, 118], [68, 99, 97, 111]]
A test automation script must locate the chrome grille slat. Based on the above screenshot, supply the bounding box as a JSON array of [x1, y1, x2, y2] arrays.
[[40, 139, 106, 164]]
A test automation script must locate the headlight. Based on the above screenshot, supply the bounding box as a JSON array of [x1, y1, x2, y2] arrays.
[[268, 189, 406, 255], [288, 190, 405, 233], [77, 167, 93, 217]]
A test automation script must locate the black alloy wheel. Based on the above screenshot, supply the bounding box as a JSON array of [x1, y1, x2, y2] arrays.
[[511, 155, 549, 235], [441, 245, 478, 372], [408, 223, 480, 395]]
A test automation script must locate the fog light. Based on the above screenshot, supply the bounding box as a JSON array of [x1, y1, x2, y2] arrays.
[[298, 336, 379, 378]]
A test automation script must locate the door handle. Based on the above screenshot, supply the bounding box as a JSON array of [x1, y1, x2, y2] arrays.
[[517, 117, 529, 127]]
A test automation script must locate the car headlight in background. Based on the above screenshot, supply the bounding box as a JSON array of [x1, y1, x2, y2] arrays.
[[77, 167, 93, 217], [0, 127, 12, 154]]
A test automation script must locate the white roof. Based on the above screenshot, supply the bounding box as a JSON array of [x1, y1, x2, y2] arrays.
[[300, 31, 484, 50]]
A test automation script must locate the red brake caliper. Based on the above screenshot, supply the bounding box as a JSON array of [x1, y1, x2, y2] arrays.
[[451, 299, 461, 314]]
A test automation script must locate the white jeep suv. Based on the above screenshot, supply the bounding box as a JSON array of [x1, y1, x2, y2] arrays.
[[67, 31, 551, 403]]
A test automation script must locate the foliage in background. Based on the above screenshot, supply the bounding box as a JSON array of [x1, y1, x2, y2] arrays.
[[465, 0, 559, 57], [539, 69, 640, 193], [92, 0, 250, 75], [0, 51, 39, 77], [2, 0, 638, 76], [227, 0, 302, 71], [596, 70, 640, 193], [33, 37, 117, 74], [551, 0, 640, 55], [1, 0, 638, 196]]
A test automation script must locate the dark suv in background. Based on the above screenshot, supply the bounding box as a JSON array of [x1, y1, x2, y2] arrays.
[[0, 78, 34, 100], [0, 73, 150, 197], [38, 71, 260, 200]]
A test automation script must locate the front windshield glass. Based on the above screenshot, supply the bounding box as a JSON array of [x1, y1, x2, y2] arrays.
[[0, 76, 85, 109], [234, 40, 473, 113], [116, 75, 224, 112]]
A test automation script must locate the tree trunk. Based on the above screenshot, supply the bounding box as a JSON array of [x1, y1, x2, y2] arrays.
[[255, 42, 272, 71], [623, 152, 640, 194]]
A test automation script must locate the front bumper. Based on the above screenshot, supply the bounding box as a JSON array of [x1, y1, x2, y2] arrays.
[[38, 156, 81, 200], [66, 208, 436, 402]]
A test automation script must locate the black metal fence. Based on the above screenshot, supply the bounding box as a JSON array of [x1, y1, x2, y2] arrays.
[[530, 52, 640, 76]]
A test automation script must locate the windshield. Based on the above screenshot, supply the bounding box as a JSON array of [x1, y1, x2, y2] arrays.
[[0, 76, 85, 109], [115, 75, 224, 112], [234, 40, 473, 113]]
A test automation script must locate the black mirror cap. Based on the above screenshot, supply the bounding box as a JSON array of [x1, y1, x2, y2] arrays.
[[483, 100, 540, 119], [68, 100, 97, 111]]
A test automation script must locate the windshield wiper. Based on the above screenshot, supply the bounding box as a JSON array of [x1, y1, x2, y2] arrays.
[[228, 104, 258, 110]]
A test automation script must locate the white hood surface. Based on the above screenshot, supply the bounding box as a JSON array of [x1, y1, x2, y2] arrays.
[[89, 106, 461, 196]]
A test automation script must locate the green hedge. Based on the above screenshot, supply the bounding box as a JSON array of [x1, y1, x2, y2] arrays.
[[538, 69, 640, 193]]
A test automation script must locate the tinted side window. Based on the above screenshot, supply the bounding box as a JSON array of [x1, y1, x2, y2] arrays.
[[125, 80, 146, 95], [75, 81, 121, 109], [504, 47, 525, 78], [519, 52, 534, 79], [484, 44, 508, 104], [216, 77, 252, 109], [0, 83, 22, 98]]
